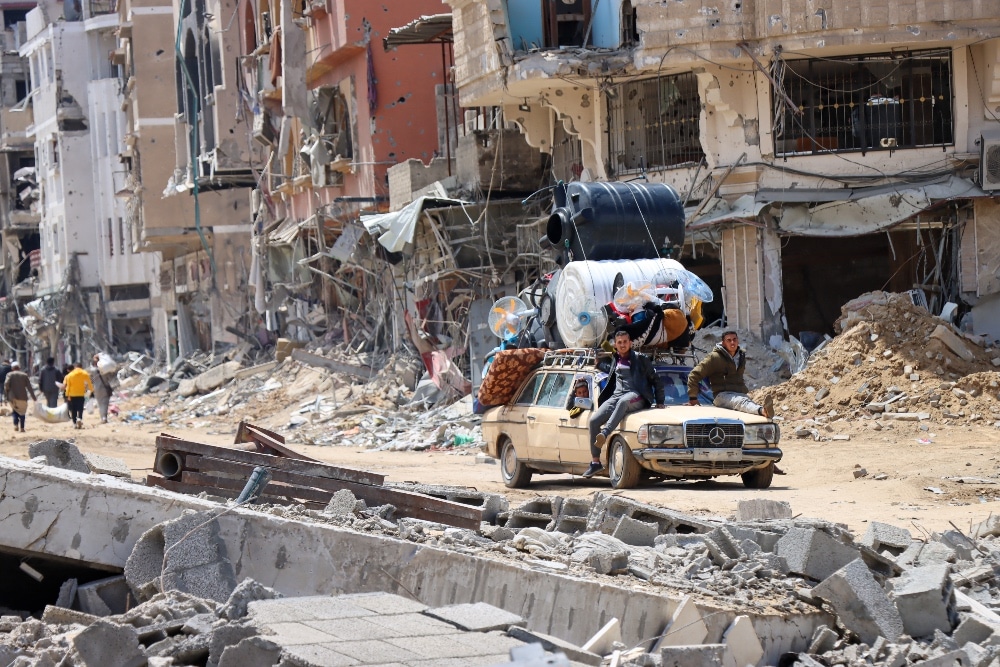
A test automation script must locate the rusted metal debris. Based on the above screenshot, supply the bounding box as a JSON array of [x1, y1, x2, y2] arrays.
[[146, 421, 484, 530]]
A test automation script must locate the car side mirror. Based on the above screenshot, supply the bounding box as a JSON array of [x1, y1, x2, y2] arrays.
[[573, 397, 593, 410]]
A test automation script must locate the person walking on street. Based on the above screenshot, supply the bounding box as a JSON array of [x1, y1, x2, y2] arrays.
[[4, 361, 35, 431], [39, 357, 63, 408], [686, 330, 774, 419], [0, 359, 11, 404], [89, 354, 115, 424], [583, 330, 665, 479], [63, 363, 94, 429]]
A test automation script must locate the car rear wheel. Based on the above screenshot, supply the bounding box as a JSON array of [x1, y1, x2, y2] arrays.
[[500, 436, 532, 488], [741, 462, 774, 489], [608, 438, 641, 490]]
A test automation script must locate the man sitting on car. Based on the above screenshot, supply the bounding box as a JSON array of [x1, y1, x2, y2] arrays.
[[686, 330, 774, 419], [583, 330, 665, 479]]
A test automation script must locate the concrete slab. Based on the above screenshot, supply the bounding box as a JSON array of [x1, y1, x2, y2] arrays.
[[654, 596, 708, 650], [581, 617, 620, 656], [811, 558, 903, 645], [660, 644, 736, 667], [723, 615, 763, 667], [425, 602, 526, 632]]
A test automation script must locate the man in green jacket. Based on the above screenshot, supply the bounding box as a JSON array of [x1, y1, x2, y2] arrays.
[[687, 331, 774, 418]]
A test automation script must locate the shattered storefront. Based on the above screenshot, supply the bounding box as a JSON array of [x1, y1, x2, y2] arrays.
[[689, 175, 988, 342]]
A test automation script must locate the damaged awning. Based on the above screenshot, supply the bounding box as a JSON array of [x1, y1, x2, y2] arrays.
[[361, 196, 469, 253], [688, 176, 988, 236], [383, 14, 453, 49]]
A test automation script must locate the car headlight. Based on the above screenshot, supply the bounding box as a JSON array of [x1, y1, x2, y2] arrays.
[[638, 424, 684, 446], [744, 423, 780, 445]]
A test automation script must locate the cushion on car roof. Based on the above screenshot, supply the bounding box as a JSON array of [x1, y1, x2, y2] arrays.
[[477, 348, 546, 407]]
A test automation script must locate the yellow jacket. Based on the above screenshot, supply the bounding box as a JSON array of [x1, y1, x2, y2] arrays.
[[64, 367, 94, 398]]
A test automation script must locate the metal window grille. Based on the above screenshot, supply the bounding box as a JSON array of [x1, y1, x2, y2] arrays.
[[774, 49, 953, 156], [607, 72, 704, 175]]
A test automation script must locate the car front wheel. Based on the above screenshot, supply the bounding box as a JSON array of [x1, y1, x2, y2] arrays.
[[500, 436, 532, 488], [608, 437, 641, 490], [741, 462, 775, 489]]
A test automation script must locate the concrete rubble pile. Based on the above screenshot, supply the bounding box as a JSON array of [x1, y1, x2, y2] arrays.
[[117, 343, 484, 451], [9, 444, 1000, 665], [755, 291, 1000, 435]]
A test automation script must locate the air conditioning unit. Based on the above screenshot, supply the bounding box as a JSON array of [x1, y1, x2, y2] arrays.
[[252, 110, 275, 147], [979, 130, 1000, 192]]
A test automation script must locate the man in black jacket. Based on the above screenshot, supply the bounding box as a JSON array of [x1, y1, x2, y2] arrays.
[[583, 330, 665, 478], [0, 359, 11, 404], [39, 357, 63, 408]]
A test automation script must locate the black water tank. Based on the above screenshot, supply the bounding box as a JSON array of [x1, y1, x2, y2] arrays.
[[546, 181, 685, 262]]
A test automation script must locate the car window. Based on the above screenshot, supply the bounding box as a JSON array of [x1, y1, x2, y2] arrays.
[[657, 368, 712, 405], [514, 373, 543, 405], [536, 372, 574, 407]]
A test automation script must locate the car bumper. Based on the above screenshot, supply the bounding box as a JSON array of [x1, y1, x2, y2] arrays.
[[633, 447, 783, 475]]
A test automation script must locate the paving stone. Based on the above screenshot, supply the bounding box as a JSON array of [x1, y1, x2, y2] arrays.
[[338, 592, 428, 615], [812, 558, 903, 645], [262, 621, 338, 645], [364, 611, 458, 638], [303, 616, 406, 640], [332, 638, 421, 663], [775, 527, 859, 581], [425, 602, 525, 632], [277, 642, 358, 667], [385, 633, 486, 660], [722, 615, 763, 667], [891, 563, 956, 638]]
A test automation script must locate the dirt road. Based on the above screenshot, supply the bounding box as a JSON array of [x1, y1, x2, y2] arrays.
[[2, 399, 998, 539]]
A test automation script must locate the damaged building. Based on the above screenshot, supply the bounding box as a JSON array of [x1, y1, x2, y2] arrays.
[[441, 0, 1000, 344]]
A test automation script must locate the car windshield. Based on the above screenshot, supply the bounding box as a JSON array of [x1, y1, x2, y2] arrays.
[[656, 368, 712, 405]]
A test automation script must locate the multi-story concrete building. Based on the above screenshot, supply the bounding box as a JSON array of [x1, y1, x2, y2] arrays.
[[445, 0, 1000, 342], [115, 0, 256, 359], [18, 0, 160, 363]]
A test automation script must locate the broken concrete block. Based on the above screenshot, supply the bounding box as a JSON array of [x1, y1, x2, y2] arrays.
[[722, 615, 763, 667], [72, 619, 146, 667], [208, 620, 259, 666], [323, 488, 358, 516], [55, 578, 78, 609], [861, 522, 912, 553], [178, 378, 198, 397], [660, 644, 735, 667], [158, 511, 237, 604], [895, 540, 955, 569], [775, 528, 859, 581], [811, 558, 903, 645], [28, 439, 90, 473], [807, 624, 838, 654], [953, 613, 1000, 647], [82, 453, 132, 479], [612, 516, 657, 547], [972, 514, 1000, 538], [217, 636, 282, 667], [930, 324, 976, 362], [194, 361, 242, 394], [581, 618, 621, 657], [40, 605, 99, 626], [735, 498, 792, 521], [891, 563, 956, 639], [77, 575, 130, 616], [654, 597, 708, 651], [218, 578, 283, 621], [425, 602, 525, 632]]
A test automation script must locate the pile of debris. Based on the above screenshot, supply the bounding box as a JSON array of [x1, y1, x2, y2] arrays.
[[754, 291, 1000, 428]]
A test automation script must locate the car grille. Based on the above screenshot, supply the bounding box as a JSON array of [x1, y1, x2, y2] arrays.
[[684, 420, 744, 448]]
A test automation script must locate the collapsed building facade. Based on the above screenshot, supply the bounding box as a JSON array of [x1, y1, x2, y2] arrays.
[[440, 0, 1000, 345]]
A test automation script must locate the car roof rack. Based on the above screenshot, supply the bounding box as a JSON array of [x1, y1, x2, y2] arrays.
[[541, 347, 609, 369], [648, 348, 702, 367]]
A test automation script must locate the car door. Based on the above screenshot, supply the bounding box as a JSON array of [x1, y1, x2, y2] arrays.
[[559, 373, 596, 465], [502, 371, 544, 459], [525, 371, 573, 463]]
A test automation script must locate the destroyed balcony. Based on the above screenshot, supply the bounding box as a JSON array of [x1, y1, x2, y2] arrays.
[[0, 109, 33, 151], [456, 129, 547, 194], [7, 209, 40, 228]]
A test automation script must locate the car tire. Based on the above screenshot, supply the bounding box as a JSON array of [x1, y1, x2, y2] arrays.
[[741, 462, 774, 489], [500, 436, 532, 488], [608, 437, 641, 490]]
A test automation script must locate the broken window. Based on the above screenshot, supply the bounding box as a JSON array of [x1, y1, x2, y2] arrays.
[[606, 71, 704, 174], [301, 83, 353, 186], [773, 49, 954, 156], [506, 0, 598, 51]]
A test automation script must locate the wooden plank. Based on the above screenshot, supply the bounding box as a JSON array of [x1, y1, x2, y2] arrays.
[[184, 454, 483, 530], [290, 348, 374, 379], [155, 435, 384, 486]]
